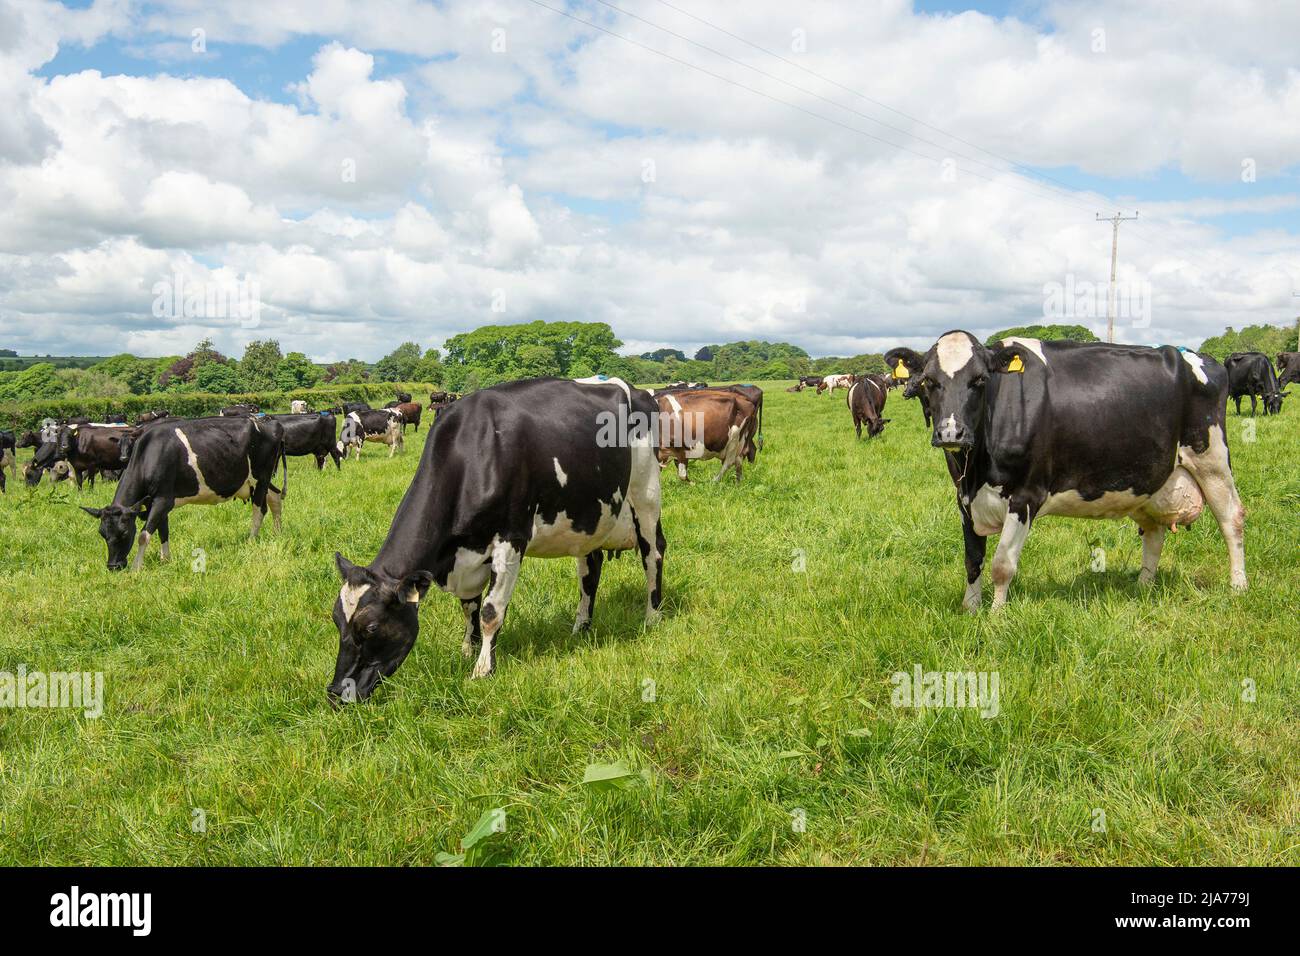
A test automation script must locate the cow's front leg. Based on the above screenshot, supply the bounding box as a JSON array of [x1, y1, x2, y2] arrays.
[[990, 506, 1034, 610], [961, 509, 987, 612], [573, 550, 604, 633], [460, 597, 482, 658], [134, 499, 170, 571], [473, 541, 523, 679]]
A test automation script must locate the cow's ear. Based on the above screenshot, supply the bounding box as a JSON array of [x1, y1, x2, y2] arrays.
[[335, 552, 375, 586], [398, 570, 434, 604], [81, 506, 102, 518], [988, 344, 1027, 374], [884, 348, 923, 381]]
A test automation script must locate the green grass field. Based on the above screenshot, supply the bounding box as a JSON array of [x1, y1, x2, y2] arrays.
[[1, 385, 1297, 865]]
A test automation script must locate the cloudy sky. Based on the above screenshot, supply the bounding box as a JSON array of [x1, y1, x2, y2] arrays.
[[1, 0, 1297, 362]]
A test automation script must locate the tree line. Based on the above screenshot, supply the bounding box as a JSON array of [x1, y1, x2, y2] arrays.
[[1, 318, 1293, 404]]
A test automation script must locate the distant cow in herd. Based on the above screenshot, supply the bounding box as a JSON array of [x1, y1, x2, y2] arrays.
[[339, 409, 403, 459], [847, 374, 891, 439], [816, 373, 854, 395], [0, 429, 15, 493], [82, 416, 287, 571], [886, 333, 1247, 611], [1277, 352, 1300, 388], [1224, 351, 1288, 416], [383, 401, 423, 432], [269, 412, 343, 470], [328, 376, 665, 701]]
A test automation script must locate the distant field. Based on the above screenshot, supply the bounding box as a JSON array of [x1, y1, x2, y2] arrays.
[[1, 384, 1297, 865]]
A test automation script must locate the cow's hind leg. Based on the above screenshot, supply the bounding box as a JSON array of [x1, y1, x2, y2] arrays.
[[158, 513, 171, 562], [990, 507, 1034, 610], [267, 487, 283, 533], [574, 550, 604, 633], [1179, 428, 1247, 591], [460, 597, 482, 658], [1137, 524, 1166, 585], [473, 541, 524, 679]]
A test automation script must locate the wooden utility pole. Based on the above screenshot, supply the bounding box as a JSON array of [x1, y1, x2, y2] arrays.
[[1097, 211, 1139, 343]]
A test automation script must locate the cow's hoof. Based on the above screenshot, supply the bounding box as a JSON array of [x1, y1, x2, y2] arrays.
[[470, 662, 494, 679], [1137, 570, 1156, 586], [644, 607, 662, 627], [572, 620, 591, 635], [1231, 577, 1248, 592]]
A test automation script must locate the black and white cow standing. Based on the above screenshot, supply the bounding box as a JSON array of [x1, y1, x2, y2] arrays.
[[81, 416, 287, 570], [269, 412, 343, 470], [885, 333, 1247, 611], [0, 429, 14, 493], [1224, 351, 1288, 416], [338, 409, 403, 459], [328, 377, 666, 702]]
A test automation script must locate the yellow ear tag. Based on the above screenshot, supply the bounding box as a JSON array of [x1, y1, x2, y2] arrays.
[[893, 359, 910, 379], [1007, 354, 1024, 373]]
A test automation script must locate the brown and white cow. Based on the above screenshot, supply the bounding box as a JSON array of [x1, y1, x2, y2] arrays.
[[816, 373, 854, 396], [654, 388, 757, 483], [385, 401, 423, 432]]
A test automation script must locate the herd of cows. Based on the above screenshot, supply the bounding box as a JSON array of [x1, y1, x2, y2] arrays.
[[0, 337, 1294, 702]]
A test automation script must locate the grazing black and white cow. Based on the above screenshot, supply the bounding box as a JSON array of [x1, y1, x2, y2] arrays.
[[885, 333, 1247, 610], [1225, 351, 1288, 416], [847, 374, 891, 439], [289, 400, 309, 414], [221, 404, 260, 417], [81, 416, 287, 571], [269, 412, 343, 470], [328, 377, 666, 701], [1277, 352, 1300, 388], [135, 409, 170, 425], [0, 429, 14, 493], [338, 409, 403, 459], [340, 401, 371, 416]]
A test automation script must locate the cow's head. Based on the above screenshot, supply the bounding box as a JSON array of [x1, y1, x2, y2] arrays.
[[328, 553, 434, 704], [81, 504, 147, 570], [886, 332, 1028, 451], [1265, 388, 1289, 415]]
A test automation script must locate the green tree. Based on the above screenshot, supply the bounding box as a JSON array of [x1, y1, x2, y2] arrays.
[[274, 352, 321, 389], [240, 340, 284, 391], [0, 362, 66, 400], [984, 324, 1099, 346], [1197, 322, 1297, 361], [324, 359, 370, 384], [374, 342, 422, 382], [413, 348, 444, 384], [195, 361, 243, 393]]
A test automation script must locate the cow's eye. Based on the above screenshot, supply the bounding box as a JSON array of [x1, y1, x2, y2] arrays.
[[971, 375, 988, 388], [365, 622, 380, 636]]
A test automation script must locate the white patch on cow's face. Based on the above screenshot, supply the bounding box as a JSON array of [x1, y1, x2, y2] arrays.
[[936, 333, 975, 378], [1001, 336, 1046, 365], [938, 414, 961, 446], [1180, 349, 1209, 384], [339, 582, 370, 621], [553, 457, 568, 487]]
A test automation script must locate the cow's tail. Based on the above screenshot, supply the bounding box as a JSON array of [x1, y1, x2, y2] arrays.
[[278, 439, 288, 499], [753, 392, 764, 452]]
